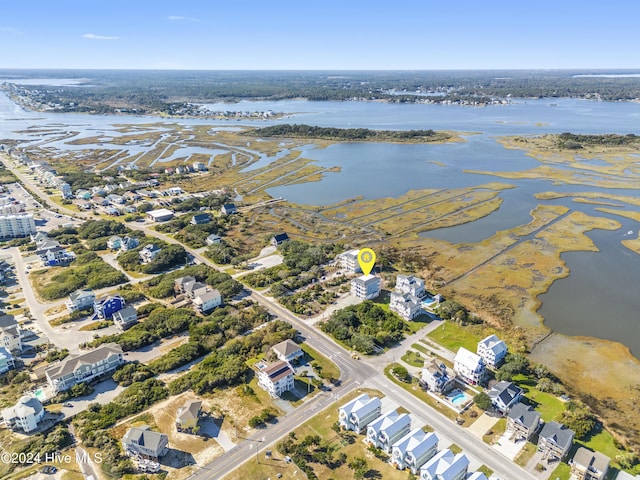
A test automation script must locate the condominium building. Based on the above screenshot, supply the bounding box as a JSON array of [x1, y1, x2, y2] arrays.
[[0, 214, 36, 238], [351, 274, 382, 300]]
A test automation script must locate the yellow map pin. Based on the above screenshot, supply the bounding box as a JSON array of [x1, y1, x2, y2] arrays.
[[358, 248, 376, 275]]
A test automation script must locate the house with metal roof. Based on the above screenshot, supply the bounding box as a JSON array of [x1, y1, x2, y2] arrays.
[[477, 334, 508, 367], [419, 448, 469, 480], [391, 428, 438, 474], [366, 410, 411, 452], [338, 393, 381, 433], [453, 347, 487, 385]]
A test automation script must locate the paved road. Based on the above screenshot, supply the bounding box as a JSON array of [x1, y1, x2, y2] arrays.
[[2, 153, 537, 480]]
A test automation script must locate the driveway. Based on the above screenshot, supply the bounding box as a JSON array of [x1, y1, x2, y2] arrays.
[[467, 412, 500, 438], [60, 379, 124, 418], [492, 433, 527, 460]]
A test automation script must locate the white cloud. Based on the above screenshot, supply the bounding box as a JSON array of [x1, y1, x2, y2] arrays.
[[83, 33, 119, 40], [168, 15, 199, 22]]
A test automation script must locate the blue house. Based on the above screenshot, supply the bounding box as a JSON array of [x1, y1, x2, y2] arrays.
[[93, 295, 126, 320]]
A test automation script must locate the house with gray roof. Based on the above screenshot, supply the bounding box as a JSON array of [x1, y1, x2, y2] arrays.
[[391, 429, 438, 474], [419, 448, 469, 480], [205, 233, 222, 245], [477, 334, 508, 367], [488, 381, 523, 414], [616, 472, 640, 480], [271, 339, 304, 364], [45, 343, 124, 393], [365, 410, 411, 453], [122, 425, 169, 460], [2, 395, 45, 433], [338, 393, 381, 434], [112, 306, 138, 330], [0, 315, 21, 352], [537, 421, 574, 462], [176, 400, 202, 432], [506, 402, 541, 441], [0, 346, 15, 374], [571, 447, 610, 480], [66, 288, 95, 313], [421, 358, 456, 394], [193, 289, 222, 314]]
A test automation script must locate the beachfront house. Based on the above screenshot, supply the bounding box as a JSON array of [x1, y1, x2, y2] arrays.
[[537, 421, 575, 462], [338, 393, 381, 433], [487, 380, 523, 414], [391, 428, 438, 474], [453, 347, 487, 386], [506, 402, 541, 441], [139, 244, 161, 263], [93, 295, 126, 320], [477, 334, 508, 367], [570, 447, 610, 480], [419, 448, 469, 480], [65, 289, 96, 314], [365, 410, 411, 453], [421, 359, 456, 394], [351, 274, 382, 300]]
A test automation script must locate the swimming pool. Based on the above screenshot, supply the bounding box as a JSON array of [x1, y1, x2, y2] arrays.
[[446, 389, 470, 407]]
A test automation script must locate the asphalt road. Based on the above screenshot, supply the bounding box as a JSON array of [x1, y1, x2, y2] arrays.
[[1, 154, 537, 480]]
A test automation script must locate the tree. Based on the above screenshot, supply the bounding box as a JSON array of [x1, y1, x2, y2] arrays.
[[348, 456, 368, 480], [391, 365, 410, 383], [474, 392, 493, 411]]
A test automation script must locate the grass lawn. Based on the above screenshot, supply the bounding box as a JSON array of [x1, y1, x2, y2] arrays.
[[412, 342, 430, 355], [300, 342, 340, 382], [519, 387, 566, 422], [402, 350, 425, 367], [577, 423, 629, 468], [514, 442, 537, 467], [426, 320, 482, 353], [482, 417, 506, 444], [476, 465, 494, 477], [549, 461, 571, 480]]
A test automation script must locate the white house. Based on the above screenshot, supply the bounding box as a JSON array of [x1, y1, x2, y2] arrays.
[[337, 249, 361, 273], [421, 359, 456, 394], [0, 315, 22, 352], [193, 289, 222, 314], [389, 291, 423, 320], [205, 234, 222, 245], [351, 274, 382, 300], [466, 473, 489, 480], [488, 381, 523, 414], [65, 289, 95, 313], [365, 410, 411, 452], [338, 393, 381, 433], [0, 346, 15, 373], [419, 448, 469, 480], [45, 343, 124, 393], [454, 347, 487, 386], [391, 429, 439, 474], [140, 244, 161, 263], [146, 208, 174, 222], [477, 334, 508, 367], [2, 395, 45, 433], [271, 339, 304, 364], [257, 360, 295, 398], [395, 274, 425, 297]]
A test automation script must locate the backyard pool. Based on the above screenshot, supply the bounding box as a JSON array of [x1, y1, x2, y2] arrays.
[[446, 389, 471, 408]]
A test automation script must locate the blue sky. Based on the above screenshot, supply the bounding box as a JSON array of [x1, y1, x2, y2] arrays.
[[1, 0, 638, 70]]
